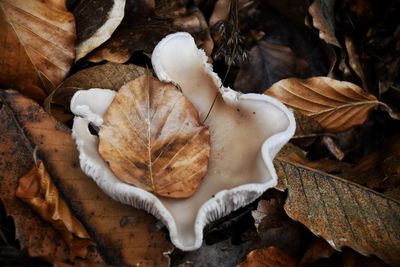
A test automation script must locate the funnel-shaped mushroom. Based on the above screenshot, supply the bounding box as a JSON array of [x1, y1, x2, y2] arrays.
[[71, 32, 295, 250]]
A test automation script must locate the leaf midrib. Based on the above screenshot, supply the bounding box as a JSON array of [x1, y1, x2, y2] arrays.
[[308, 100, 379, 116]]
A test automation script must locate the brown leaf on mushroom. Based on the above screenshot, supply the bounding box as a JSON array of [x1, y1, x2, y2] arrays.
[[98, 74, 211, 198], [0, 0, 75, 100]]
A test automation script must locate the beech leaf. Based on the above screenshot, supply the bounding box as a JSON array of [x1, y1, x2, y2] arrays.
[[234, 41, 311, 94], [265, 77, 380, 132], [237, 246, 297, 267], [16, 161, 93, 260], [0, 90, 173, 266], [308, 0, 341, 47], [0, 96, 70, 261], [98, 75, 211, 198], [274, 145, 400, 266], [0, 0, 75, 100]]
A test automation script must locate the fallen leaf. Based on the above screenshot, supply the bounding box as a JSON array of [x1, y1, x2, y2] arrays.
[[0, 0, 75, 100], [74, 0, 125, 61], [0, 94, 70, 261], [251, 199, 285, 233], [274, 146, 400, 266], [44, 62, 145, 120], [339, 248, 392, 267], [237, 246, 297, 267], [234, 41, 311, 94], [278, 144, 351, 175], [299, 238, 336, 265], [16, 161, 92, 260], [0, 90, 173, 266], [308, 0, 341, 47], [265, 77, 380, 132], [87, 0, 211, 63], [171, 221, 308, 266], [209, 0, 230, 26], [344, 33, 371, 92], [292, 111, 324, 148], [99, 75, 211, 198]]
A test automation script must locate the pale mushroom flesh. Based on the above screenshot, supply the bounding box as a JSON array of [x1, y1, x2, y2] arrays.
[[71, 32, 295, 250]]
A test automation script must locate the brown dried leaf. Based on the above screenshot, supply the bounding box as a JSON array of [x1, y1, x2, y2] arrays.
[[74, 0, 125, 61], [308, 0, 341, 47], [16, 161, 93, 260], [0, 90, 173, 266], [209, 0, 230, 26], [237, 247, 297, 267], [278, 144, 350, 175], [292, 111, 324, 148], [0, 95, 69, 261], [299, 238, 336, 265], [265, 77, 380, 132], [172, 221, 307, 266], [234, 41, 311, 94], [251, 199, 285, 233], [44, 63, 145, 120], [87, 0, 211, 63], [274, 146, 400, 266], [0, 0, 75, 100], [99, 75, 211, 198]]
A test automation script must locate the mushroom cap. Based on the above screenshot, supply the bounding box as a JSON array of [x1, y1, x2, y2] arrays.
[[71, 32, 295, 250]]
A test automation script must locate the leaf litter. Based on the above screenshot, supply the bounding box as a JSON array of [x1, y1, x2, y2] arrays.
[[0, 0, 400, 266]]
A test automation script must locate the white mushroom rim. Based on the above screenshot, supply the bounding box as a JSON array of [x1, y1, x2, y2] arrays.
[[70, 32, 296, 251]]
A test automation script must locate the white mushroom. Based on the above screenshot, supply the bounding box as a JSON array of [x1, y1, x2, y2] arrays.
[[71, 32, 295, 250]]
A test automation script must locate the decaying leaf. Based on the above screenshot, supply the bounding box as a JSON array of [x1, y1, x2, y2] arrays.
[[265, 77, 380, 132], [308, 0, 341, 47], [171, 221, 308, 266], [277, 144, 350, 175], [0, 94, 70, 261], [0, 90, 173, 266], [299, 238, 336, 265], [99, 75, 211, 198], [251, 199, 285, 233], [87, 0, 212, 63], [234, 41, 311, 94], [237, 246, 297, 267], [274, 146, 400, 266], [16, 161, 93, 260], [0, 0, 75, 100], [44, 62, 145, 120], [292, 111, 324, 148], [74, 0, 125, 61], [209, 0, 230, 26]]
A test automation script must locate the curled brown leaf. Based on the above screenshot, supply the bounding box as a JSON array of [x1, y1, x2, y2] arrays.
[[16, 161, 93, 260]]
